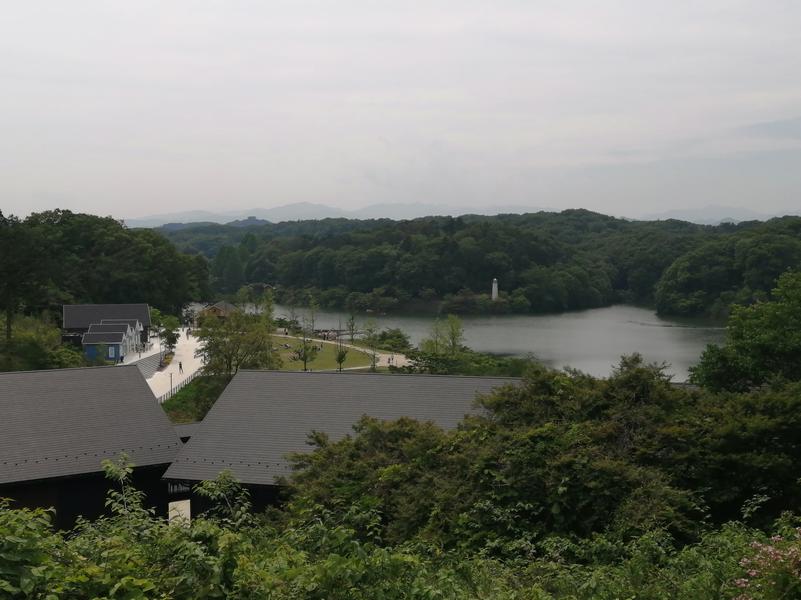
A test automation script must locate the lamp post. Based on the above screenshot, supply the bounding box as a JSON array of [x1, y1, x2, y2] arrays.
[[170, 372, 173, 395]]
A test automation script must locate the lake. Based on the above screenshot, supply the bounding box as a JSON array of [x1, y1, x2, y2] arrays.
[[272, 303, 725, 381]]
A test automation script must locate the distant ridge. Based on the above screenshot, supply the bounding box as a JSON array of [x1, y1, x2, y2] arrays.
[[125, 202, 799, 229], [641, 205, 783, 225], [123, 202, 546, 228]]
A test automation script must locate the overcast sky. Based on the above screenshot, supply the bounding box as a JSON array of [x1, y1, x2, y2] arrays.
[[2, 1, 800, 219]]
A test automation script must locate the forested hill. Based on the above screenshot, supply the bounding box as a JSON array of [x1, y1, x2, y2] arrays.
[[153, 209, 801, 317], [1, 210, 209, 320]]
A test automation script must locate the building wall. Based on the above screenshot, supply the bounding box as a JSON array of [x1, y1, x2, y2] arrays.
[[84, 343, 122, 362], [0, 465, 172, 530], [63, 325, 149, 346], [167, 481, 282, 516]]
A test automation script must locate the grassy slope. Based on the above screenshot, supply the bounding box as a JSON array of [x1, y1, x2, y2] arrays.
[[274, 337, 371, 371], [161, 375, 231, 423]]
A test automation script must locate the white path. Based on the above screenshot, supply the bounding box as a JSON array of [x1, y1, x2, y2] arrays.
[[121, 337, 161, 364], [146, 328, 204, 398], [144, 330, 409, 399]]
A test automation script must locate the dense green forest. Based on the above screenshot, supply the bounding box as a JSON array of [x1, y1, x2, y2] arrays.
[[5, 208, 801, 326], [0, 210, 208, 328], [0, 209, 209, 370], [160, 210, 801, 317], [0, 210, 209, 317]]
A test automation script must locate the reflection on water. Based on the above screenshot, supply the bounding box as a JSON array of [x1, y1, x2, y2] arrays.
[[270, 303, 724, 381]]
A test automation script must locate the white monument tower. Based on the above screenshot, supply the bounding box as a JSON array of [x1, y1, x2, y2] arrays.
[[491, 278, 499, 301]]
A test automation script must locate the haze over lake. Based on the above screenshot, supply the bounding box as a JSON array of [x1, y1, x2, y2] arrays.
[[272, 304, 724, 381]]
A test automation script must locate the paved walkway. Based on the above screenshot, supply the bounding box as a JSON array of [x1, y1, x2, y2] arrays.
[[121, 338, 161, 364], [146, 328, 204, 398], [142, 330, 409, 398]]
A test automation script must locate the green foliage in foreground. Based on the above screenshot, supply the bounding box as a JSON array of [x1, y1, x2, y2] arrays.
[[5, 358, 801, 597], [691, 271, 801, 391], [290, 358, 801, 551], [7, 356, 801, 600], [2, 473, 801, 598]]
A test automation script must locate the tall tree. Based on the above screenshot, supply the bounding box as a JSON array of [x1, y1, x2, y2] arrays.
[[346, 314, 357, 344], [0, 212, 47, 344], [362, 318, 379, 371], [444, 314, 466, 357], [335, 321, 349, 372], [159, 315, 181, 354], [196, 301, 280, 377], [420, 318, 446, 356], [291, 316, 319, 371]]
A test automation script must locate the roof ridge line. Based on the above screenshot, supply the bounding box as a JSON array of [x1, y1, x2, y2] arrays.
[[235, 369, 521, 381], [0, 364, 139, 376]]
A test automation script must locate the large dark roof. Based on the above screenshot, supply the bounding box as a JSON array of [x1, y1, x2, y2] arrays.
[[174, 422, 200, 442], [88, 323, 132, 334], [101, 319, 142, 328], [81, 331, 125, 344], [63, 304, 151, 329], [165, 371, 519, 486], [203, 301, 238, 315], [0, 366, 180, 485]]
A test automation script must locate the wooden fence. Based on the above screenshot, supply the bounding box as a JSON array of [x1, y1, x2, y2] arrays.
[[157, 369, 201, 404]]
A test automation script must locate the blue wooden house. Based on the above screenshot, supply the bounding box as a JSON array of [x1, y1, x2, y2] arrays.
[[82, 331, 128, 362]]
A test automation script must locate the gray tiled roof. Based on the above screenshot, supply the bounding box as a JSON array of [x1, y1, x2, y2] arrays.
[[0, 366, 181, 485], [174, 422, 200, 441], [101, 319, 142, 328], [164, 371, 519, 486], [88, 323, 132, 334], [63, 304, 151, 329], [81, 331, 125, 344]]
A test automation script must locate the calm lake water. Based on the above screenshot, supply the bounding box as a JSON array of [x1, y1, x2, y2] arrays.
[[272, 303, 725, 382]]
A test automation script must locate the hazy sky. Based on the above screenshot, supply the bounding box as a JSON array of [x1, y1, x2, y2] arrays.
[[2, 1, 800, 219]]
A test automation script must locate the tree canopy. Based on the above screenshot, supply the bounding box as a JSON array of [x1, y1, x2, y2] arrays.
[[160, 210, 801, 317], [690, 270, 801, 391], [3, 209, 209, 320], [195, 296, 281, 377]]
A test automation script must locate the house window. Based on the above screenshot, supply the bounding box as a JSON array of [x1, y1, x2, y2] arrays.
[[108, 346, 115, 359]]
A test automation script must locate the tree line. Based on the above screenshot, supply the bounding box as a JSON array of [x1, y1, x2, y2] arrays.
[[0, 209, 209, 370], [161, 209, 801, 317]]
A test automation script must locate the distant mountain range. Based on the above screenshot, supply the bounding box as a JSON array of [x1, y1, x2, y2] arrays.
[[641, 205, 784, 225], [122, 202, 547, 228], [123, 202, 799, 228]]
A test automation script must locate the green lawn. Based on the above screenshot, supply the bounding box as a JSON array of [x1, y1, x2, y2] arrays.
[[162, 375, 231, 423], [274, 337, 372, 371]]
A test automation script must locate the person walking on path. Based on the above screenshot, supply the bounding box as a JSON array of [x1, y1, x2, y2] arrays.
[[178, 361, 183, 374]]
